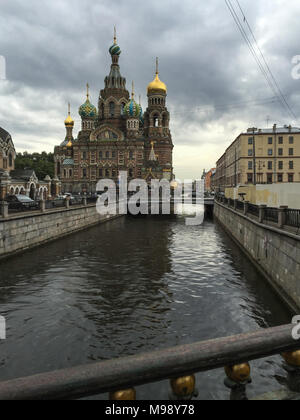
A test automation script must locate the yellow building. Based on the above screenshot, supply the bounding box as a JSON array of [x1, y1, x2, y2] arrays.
[[215, 125, 300, 192]]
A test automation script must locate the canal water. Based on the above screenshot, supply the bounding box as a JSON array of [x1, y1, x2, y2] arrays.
[[0, 214, 292, 400]]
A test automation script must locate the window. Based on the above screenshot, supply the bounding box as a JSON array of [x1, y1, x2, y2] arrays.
[[82, 151, 87, 160], [112, 169, 116, 177], [64, 169, 67, 178], [267, 173, 273, 184], [278, 148, 283, 156], [121, 103, 125, 116], [99, 151, 103, 159], [69, 169, 72, 178], [278, 136, 283, 144], [288, 174, 294, 183], [289, 161, 294, 170], [268, 149, 273, 156], [248, 149, 253, 157], [9, 153, 13, 167], [99, 169, 103, 177], [248, 161, 253, 170], [268, 161, 272, 170], [289, 148, 294, 156], [278, 174, 283, 183], [105, 169, 110, 177], [106, 151, 110, 159], [129, 151, 134, 160], [83, 168, 87, 178], [268, 137, 273, 145], [248, 137, 253, 145], [109, 102, 115, 117], [278, 161, 283, 170], [289, 136, 294, 144], [112, 151, 116, 158]]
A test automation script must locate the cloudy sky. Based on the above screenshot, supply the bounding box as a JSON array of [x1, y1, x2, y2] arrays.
[[0, 0, 300, 179]]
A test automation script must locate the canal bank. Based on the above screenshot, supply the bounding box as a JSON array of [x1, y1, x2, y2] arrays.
[[214, 201, 300, 313], [0, 203, 122, 260]]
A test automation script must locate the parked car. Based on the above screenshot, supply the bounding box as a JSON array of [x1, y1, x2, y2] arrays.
[[6, 195, 39, 211]]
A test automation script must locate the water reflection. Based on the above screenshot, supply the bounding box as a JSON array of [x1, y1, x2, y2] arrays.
[[0, 215, 292, 399]]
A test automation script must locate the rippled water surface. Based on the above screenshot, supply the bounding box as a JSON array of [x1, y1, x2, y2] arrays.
[[0, 216, 292, 399]]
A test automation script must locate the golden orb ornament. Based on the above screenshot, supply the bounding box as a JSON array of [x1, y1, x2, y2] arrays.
[[225, 363, 251, 383], [170, 375, 196, 397], [282, 350, 300, 367], [109, 388, 136, 400]]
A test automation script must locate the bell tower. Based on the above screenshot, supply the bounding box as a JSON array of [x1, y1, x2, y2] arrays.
[[144, 58, 173, 180]]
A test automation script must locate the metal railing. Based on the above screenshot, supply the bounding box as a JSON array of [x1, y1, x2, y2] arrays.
[[286, 209, 300, 228], [0, 324, 298, 400], [265, 207, 279, 224], [215, 195, 300, 230], [247, 203, 259, 218]]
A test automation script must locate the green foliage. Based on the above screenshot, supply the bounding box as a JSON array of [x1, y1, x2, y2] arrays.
[[15, 152, 54, 180]]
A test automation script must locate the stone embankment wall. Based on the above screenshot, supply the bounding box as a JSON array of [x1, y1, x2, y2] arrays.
[[214, 201, 300, 313], [0, 204, 121, 260]]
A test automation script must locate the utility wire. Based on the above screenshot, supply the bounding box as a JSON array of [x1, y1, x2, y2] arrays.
[[234, 0, 297, 121], [169, 96, 279, 116], [225, 0, 296, 121]]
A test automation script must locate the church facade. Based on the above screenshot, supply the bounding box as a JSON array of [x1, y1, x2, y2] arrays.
[[0, 127, 57, 200], [54, 33, 174, 194]]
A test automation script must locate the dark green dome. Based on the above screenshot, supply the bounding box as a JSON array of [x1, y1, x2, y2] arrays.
[[109, 43, 121, 56], [79, 98, 97, 119]]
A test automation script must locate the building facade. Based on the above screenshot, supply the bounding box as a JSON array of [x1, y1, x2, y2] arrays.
[[54, 34, 174, 194], [0, 127, 57, 200], [215, 125, 300, 191]]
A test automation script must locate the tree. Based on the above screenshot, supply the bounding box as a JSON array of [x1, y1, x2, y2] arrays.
[[15, 152, 55, 180]]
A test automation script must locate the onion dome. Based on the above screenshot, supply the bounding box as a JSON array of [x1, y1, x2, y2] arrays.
[[65, 103, 74, 127], [124, 82, 142, 118], [79, 84, 97, 119], [109, 26, 121, 56], [147, 58, 167, 94]]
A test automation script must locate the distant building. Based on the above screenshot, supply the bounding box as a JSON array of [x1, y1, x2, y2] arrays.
[[204, 168, 216, 192], [215, 125, 300, 191], [0, 127, 57, 200], [54, 31, 174, 194]]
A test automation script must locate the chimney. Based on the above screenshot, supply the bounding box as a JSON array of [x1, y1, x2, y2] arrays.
[[273, 124, 277, 132], [289, 125, 292, 133]]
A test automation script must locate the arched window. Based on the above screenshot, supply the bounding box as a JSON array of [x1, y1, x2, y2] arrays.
[[69, 169, 73, 178], [100, 103, 104, 119], [162, 114, 168, 128], [121, 103, 125, 116], [109, 102, 115, 117], [9, 152, 13, 167], [153, 114, 159, 127]]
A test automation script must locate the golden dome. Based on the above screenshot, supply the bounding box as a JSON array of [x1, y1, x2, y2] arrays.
[[65, 103, 74, 127], [147, 57, 167, 94], [147, 73, 167, 94]]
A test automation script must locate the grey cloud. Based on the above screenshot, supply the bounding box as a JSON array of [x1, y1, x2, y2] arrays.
[[0, 0, 300, 177]]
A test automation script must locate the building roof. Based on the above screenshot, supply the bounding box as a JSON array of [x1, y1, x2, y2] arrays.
[[63, 158, 74, 165], [0, 127, 10, 141], [10, 169, 38, 181], [242, 126, 300, 135]]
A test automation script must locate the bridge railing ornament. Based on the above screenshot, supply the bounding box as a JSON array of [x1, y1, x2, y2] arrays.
[[0, 324, 298, 400]]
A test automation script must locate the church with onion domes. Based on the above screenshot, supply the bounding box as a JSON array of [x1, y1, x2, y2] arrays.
[[54, 30, 174, 194]]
